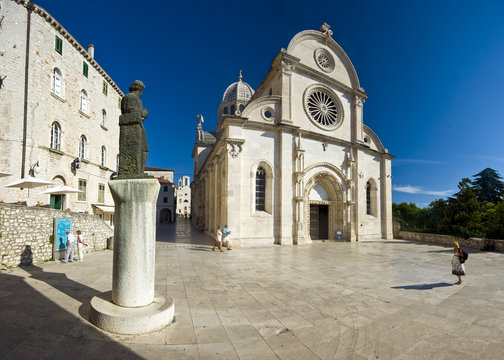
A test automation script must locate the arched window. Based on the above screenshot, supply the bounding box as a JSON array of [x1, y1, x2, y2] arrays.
[[366, 180, 378, 216], [230, 105, 236, 115], [79, 135, 87, 159], [255, 167, 266, 211], [101, 109, 106, 127], [80, 90, 88, 113], [50, 122, 61, 150], [366, 183, 371, 215], [239, 104, 245, 112], [101, 146, 106, 167], [223, 107, 228, 114], [52, 68, 62, 96]]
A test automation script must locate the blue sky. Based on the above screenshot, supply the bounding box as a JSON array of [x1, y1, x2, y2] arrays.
[[34, 0, 504, 206]]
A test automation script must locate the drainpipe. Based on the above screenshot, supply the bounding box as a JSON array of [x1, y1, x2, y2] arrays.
[[21, 2, 34, 178]]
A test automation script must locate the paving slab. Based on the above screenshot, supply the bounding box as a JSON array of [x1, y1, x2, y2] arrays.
[[1, 219, 503, 359]]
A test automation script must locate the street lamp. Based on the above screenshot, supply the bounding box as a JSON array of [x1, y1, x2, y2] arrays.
[[28, 161, 40, 177]]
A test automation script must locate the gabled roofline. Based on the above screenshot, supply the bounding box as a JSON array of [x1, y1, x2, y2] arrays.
[[16, 0, 124, 97]]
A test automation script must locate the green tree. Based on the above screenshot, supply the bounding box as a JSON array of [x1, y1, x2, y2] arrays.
[[472, 168, 504, 204], [483, 201, 504, 239], [444, 178, 484, 238], [392, 202, 424, 231], [423, 198, 448, 234]]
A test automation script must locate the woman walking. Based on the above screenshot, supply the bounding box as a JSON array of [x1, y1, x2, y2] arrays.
[[76, 230, 86, 262], [452, 241, 465, 285], [212, 226, 223, 252]]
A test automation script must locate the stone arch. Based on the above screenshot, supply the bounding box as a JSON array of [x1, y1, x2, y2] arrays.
[[303, 170, 346, 241], [51, 175, 66, 185]]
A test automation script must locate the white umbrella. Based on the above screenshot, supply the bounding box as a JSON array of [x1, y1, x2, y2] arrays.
[[40, 185, 83, 195], [4, 176, 55, 189], [0, 171, 11, 178], [4, 176, 55, 197]]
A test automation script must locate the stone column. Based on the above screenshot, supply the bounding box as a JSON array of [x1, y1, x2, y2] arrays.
[[109, 179, 158, 307], [381, 154, 393, 239], [89, 178, 174, 334], [278, 131, 294, 245]]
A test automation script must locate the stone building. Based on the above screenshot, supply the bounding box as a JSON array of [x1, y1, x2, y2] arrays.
[[0, 0, 122, 224], [176, 176, 191, 217], [144, 166, 176, 224], [191, 24, 394, 246]]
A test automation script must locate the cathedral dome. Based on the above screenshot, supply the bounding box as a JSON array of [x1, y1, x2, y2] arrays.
[[221, 72, 254, 103]]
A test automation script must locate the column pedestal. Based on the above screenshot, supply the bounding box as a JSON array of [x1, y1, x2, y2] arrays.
[[89, 179, 174, 334]]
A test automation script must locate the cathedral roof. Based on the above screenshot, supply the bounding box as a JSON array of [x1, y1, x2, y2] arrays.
[[221, 71, 254, 104], [199, 131, 216, 145]]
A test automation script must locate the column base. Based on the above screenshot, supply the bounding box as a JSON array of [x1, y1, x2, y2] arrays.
[[89, 291, 174, 335]]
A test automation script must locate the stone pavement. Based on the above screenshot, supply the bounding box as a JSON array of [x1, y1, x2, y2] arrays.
[[1, 220, 504, 360]]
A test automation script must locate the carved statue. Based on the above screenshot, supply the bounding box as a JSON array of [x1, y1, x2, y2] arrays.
[[116, 80, 150, 179]]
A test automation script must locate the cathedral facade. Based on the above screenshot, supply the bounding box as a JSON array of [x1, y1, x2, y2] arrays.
[[192, 24, 394, 246]]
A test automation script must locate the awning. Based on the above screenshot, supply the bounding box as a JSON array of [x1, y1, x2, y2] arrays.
[[92, 204, 115, 213]]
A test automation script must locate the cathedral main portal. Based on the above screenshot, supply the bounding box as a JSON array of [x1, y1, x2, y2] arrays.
[[310, 204, 329, 240], [304, 172, 345, 241]]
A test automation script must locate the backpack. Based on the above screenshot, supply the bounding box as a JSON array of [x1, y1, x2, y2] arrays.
[[459, 249, 469, 263]]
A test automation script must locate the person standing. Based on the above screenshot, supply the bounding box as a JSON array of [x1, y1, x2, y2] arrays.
[[452, 241, 466, 285], [63, 229, 75, 263], [222, 224, 232, 250], [76, 230, 86, 262], [212, 226, 223, 252]]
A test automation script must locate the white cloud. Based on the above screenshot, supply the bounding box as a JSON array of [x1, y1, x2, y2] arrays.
[[392, 185, 452, 196]]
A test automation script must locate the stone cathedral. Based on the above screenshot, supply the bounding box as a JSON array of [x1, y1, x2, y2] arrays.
[[191, 24, 394, 246]]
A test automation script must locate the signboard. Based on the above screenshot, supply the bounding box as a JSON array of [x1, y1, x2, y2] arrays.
[[53, 218, 71, 260]]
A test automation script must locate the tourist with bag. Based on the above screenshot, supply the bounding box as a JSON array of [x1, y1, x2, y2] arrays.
[[451, 241, 466, 285]]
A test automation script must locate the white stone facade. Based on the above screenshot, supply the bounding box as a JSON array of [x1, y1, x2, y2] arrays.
[[192, 24, 394, 246], [144, 167, 176, 224], [0, 0, 122, 222], [176, 176, 191, 217]]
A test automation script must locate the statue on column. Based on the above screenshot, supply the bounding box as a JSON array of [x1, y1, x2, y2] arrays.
[[117, 80, 150, 179]]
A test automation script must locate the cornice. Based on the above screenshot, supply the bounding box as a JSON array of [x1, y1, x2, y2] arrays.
[[16, 0, 124, 97]]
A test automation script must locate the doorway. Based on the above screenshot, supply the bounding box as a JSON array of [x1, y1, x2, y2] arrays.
[[159, 209, 172, 224], [310, 204, 328, 240], [50, 194, 64, 210]]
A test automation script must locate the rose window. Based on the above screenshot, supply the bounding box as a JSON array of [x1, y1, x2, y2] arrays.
[[314, 48, 335, 72], [305, 88, 340, 128]]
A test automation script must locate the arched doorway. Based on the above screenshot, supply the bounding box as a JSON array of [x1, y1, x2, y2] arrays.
[[50, 175, 66, 210], [305, 173, 344, 241], [159, 209, 172, 224]]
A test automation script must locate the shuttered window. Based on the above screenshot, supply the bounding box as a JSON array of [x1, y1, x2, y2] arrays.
[[83, 62, 88, 77], [55, 35, 62, 54], [52, 68, 62, 96], [78, 179, 87, 201]]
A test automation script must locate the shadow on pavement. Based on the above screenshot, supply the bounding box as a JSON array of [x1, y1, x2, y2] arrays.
[[156, 218, 213, 246], [0, 268, 143, 359], [391, 282, 453, 290]]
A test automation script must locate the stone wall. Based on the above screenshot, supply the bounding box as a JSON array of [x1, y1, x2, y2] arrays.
[[397, 231, 504, 252], [0, 203, 113, 268]]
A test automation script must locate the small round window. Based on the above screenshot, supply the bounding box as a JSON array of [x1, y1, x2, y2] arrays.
[[261, 107, 274, 121], [314, 48, 335, 73], [303, 86, 342, 130]]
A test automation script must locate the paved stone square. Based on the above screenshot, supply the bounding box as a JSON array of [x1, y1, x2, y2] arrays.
[[1, 220, 503, 359]]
